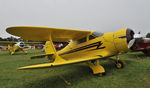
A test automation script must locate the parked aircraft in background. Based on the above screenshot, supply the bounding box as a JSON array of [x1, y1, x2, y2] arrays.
[[134, 38, 150, 55], [0, 41, 42, 55]]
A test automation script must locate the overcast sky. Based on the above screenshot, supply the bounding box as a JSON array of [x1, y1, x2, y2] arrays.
[[0, 0, 150, 38]]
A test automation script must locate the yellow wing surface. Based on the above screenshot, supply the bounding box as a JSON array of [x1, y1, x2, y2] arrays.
[[0, 41, 16, 46], [6, 26, 92, 41], [18, 56, 101, 69]]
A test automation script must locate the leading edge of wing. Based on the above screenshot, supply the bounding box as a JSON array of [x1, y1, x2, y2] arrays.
[[6, 26, 92, 41], [18, 56, 102, 70]]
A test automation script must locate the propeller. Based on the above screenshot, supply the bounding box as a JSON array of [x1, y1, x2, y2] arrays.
[[15, 42, 25, 48], [126, 29, 143, 49]]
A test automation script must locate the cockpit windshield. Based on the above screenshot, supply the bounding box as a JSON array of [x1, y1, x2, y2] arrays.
[[92, 32, 104, 37], [20, 44, 24, 47], [19, 42, 24, 48], [77, 32, 104, 44]]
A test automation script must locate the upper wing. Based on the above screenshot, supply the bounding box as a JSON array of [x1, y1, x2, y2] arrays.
[[0, 41, 15, 46], [18, 55, 101, 69], [6, 26, 92, 42]]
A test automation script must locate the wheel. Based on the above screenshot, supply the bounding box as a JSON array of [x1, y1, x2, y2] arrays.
[[115, 60, 124, 69]]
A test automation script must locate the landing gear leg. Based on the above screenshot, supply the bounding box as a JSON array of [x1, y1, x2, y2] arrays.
[[109, 56, 126, 69], [87, 60, 105, 76]]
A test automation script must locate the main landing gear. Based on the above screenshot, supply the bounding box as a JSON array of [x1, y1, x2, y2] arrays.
[[87, 60, 105, 76], [109, 56, 126, 69], [87, 56, 126, 76]]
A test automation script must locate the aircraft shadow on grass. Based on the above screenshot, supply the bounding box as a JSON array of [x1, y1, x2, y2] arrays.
[[24, 60, 132, 88], [127, 53, 150, 59], [24, 65, 91, 88]]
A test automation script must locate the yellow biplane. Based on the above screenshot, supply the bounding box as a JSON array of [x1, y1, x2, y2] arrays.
[[6, 26, 135, 75], [0, 41, 42, 55]]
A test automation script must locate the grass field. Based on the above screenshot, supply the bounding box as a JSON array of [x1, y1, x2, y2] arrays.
[[0, 49, 150, 88]]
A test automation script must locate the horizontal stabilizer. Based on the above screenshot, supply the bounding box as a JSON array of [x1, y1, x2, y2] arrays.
[[31, 54, 53, 59], [18, 56, 102, 70]]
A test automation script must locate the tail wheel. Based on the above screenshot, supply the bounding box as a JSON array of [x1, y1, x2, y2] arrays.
[[115, 60, 124, 69]]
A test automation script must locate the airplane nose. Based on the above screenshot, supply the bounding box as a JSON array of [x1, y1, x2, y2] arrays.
[[126, 28, 136, 50], [126, 28, 135, 44], [126, 28, 144, 50]]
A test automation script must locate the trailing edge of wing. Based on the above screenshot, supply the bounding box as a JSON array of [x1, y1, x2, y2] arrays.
[[6, 26, 92, 41], [18, 56, 102, 70]]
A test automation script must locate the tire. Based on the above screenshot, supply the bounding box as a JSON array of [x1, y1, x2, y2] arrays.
[[115, 60, 124, 69]]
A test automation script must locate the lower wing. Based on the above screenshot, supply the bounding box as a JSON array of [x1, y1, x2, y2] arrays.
[[18, 55, 102, 70]]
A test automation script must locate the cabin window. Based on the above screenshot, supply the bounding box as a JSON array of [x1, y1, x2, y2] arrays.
[[89, 35, 96, 40], [77, 37, 86, 44]]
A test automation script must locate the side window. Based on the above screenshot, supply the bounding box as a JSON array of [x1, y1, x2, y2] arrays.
[[77, 37, 86, 44], [89, 35, 96, 40]]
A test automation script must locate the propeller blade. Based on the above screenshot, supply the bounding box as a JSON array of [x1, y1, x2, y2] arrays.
[[128, 39, 135, 48]]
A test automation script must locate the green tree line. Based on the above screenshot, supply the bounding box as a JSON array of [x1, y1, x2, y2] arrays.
[[0, 36, 36, 42], [146, 33, 150, 38]]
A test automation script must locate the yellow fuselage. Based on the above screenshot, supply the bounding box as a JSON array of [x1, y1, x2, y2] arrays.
[[58, 28, 130, 60]]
